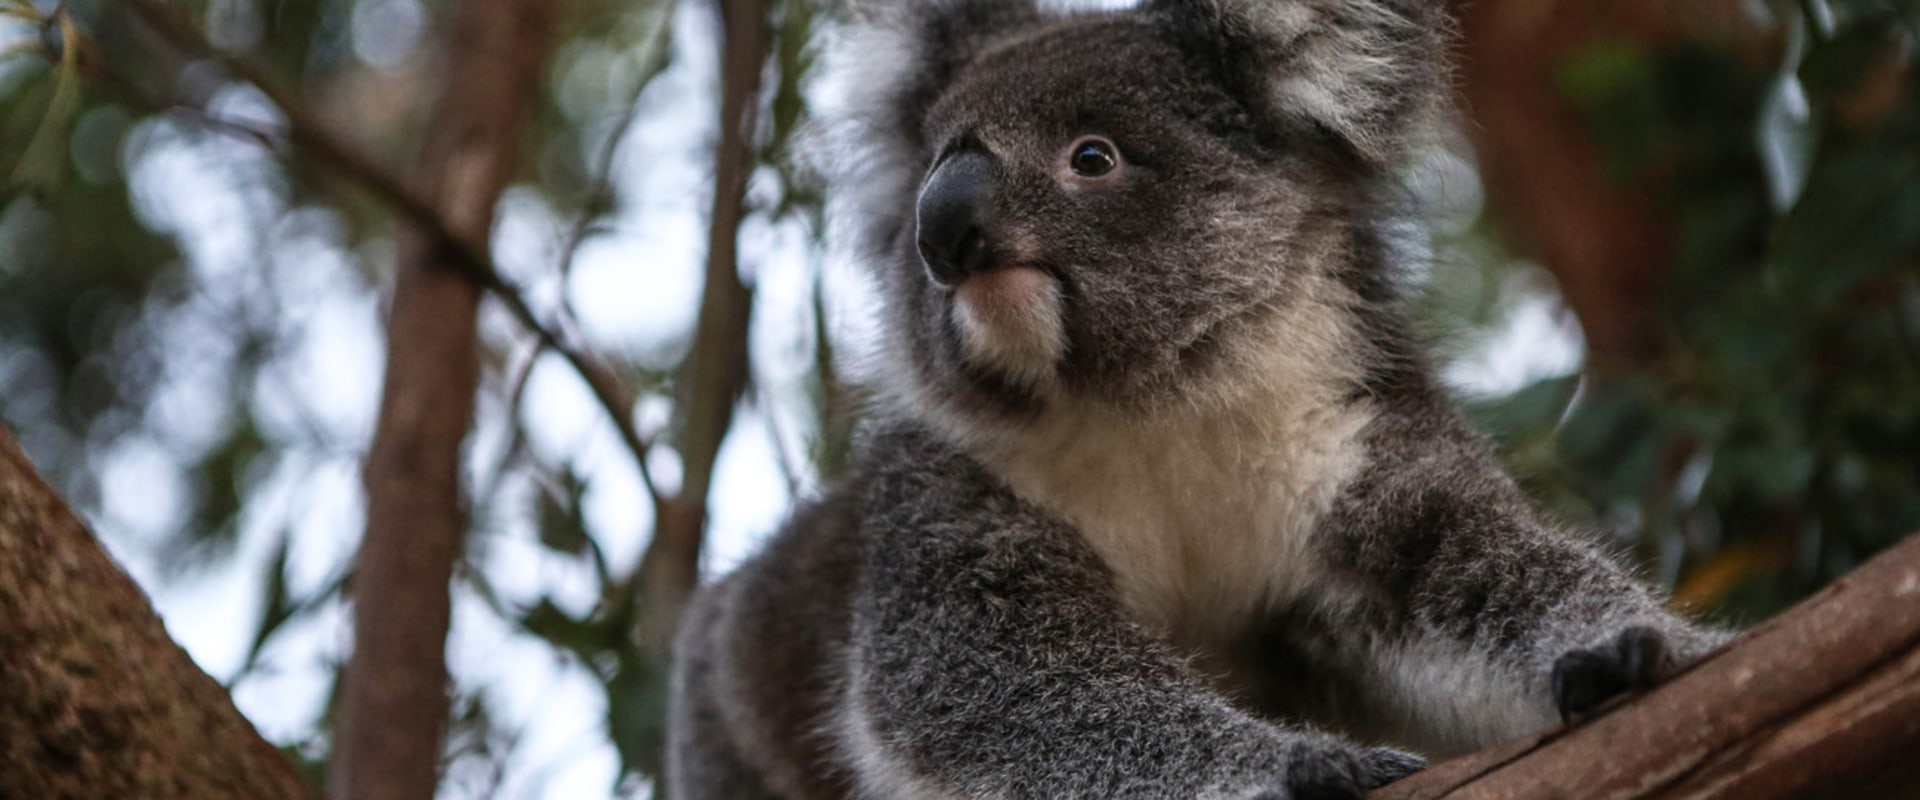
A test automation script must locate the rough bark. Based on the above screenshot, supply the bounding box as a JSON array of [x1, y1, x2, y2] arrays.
[[636, 0, 771, 660], [1374, 531, 1920, 800], [0, 427, 316, 799], [331, 1, 563, 799]]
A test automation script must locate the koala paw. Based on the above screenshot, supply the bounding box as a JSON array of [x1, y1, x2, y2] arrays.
[[1254, 741, 1426, 800], [1551, 626, 1672, 720]]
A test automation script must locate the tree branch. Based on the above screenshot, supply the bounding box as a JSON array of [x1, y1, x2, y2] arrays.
[[0, 426, 317, 799], [634, 0, 772, 659], [1374, 531, 1920, 800], [331, 1, 563, 798]]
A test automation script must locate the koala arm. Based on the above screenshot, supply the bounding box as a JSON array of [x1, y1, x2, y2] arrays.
[[843, 423, 1421, 800], [1301, 415, 1732, 755]]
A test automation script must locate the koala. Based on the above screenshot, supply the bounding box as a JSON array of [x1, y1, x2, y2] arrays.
[[667, 0, 1730, 797]]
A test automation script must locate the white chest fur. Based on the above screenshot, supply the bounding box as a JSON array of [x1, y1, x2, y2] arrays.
[[979, 377, 1376, 651]]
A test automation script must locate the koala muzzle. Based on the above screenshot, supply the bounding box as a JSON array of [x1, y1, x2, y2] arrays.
[[916, 151, 999, 287]]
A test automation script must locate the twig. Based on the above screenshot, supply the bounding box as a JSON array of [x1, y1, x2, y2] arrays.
[[633, 0, 772, 659], [554, 5, 674, 288]]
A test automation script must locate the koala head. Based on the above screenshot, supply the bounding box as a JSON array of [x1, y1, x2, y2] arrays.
[[812, 0, 1446, 433]]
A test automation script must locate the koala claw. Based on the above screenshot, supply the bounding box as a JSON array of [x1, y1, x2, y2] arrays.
[[1357, 746, 1428, 788], [1256, 743, 1426, 800], [1551, 625, 1671, 720]]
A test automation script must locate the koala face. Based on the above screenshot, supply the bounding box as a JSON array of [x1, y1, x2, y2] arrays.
[[820, 0, 1442, 426], [903, 20, 1283, 409]]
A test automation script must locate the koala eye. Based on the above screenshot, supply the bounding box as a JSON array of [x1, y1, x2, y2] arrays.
[[1067, 137, 1120, 179]]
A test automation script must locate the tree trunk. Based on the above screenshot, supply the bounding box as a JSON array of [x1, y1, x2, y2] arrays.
[[0, 427, 316, 799], [331, 1, 563, 799], [1374, 531, 1920, 800]]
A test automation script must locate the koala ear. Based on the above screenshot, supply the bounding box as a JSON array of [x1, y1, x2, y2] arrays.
[[808, 0, 1039, 268], [821, 0, 1040, 150], [1149, 0, 1448, 166]]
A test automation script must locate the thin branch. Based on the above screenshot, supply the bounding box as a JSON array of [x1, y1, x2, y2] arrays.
[[759, 389, 806, 499], [554, 5, 674, 289], [634, 0, 772, 660]]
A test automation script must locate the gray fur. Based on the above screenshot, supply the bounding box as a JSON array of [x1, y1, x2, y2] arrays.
[[669, 0, 1727, 797]]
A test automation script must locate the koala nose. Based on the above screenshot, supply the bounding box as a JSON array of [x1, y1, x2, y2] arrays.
[[916, 151, 997, 287]]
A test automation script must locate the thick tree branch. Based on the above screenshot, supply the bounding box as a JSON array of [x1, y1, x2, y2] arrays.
[[0, 427, 316, 799], [331, 1, 563, 799], [1375, 531, 1920, 800]]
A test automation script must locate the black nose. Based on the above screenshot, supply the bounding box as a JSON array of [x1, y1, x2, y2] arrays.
[[916, 151, 997, 286]]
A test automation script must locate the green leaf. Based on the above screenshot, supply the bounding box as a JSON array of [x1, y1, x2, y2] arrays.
[[235, 528, 296, 680], [517, 598, 617, 668], [10, 11, 82, 189], [1465, 373, 1581, 446], [535, 466, 593, 557], [1771, 151, 1920, 304]]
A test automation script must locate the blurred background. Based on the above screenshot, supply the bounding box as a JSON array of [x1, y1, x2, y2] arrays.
[[0, 0, 1915, 796]]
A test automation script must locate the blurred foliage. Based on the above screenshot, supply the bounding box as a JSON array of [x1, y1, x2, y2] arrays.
[[1457, 0, 1920, 624], [0, 0, 1916, 795]]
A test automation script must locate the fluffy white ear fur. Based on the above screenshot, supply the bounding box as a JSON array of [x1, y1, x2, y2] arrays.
[[1180, 0, 1445, 165], [802, 7, 925, 267]]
